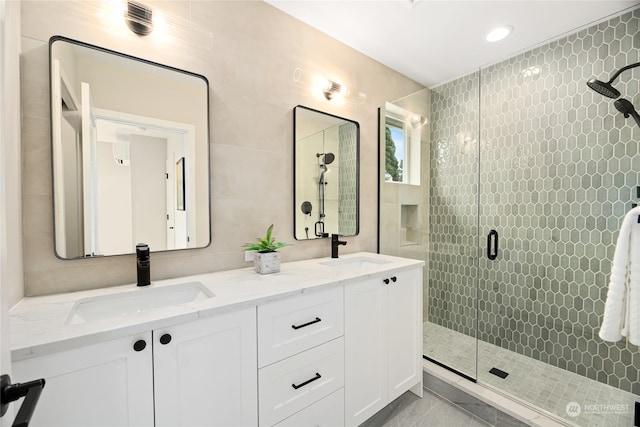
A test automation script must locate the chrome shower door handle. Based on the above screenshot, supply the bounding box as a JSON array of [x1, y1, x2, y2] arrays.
[[487, 230, 499, 260]]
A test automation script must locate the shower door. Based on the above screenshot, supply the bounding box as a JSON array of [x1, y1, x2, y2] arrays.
[[473, 15, 640, 422]]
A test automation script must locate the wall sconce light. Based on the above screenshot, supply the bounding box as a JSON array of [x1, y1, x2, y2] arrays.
[[323, 80, 346, 100], [125, 0, 153, 36], [457, 132, 477, 155], [409, 114, 428, 129], [293, 67, 367, 104]]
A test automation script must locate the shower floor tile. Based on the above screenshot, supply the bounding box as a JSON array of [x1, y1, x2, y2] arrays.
[[424, 321, 638, 427]]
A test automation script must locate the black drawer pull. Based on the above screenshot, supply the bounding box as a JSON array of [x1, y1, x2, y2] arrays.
[[292, 317, 321, 330], [292, 373, 322, 390]]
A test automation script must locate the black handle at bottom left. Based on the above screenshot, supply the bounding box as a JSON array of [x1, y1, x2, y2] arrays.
[[1, 374, 46, 427]]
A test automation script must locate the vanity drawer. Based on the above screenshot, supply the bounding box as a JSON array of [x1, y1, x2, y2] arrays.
[[272, 388, 344, 427], [258, 286, 343, 367], [258, 337, 344, 427]]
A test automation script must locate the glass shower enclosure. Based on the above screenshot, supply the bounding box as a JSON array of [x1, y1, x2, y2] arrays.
[[379, 7, 640, 426]]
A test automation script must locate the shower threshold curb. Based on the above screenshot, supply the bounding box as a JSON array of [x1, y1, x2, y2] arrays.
[[423, 359, 572, 427]]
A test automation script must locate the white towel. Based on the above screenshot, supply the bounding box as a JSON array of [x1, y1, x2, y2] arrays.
[[599, 206, 640, 345], [625, 218, 640, 345]]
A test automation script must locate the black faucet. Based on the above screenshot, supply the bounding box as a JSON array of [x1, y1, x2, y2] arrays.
[[136, 243, 151, 286], [331, 234, 347, 258]]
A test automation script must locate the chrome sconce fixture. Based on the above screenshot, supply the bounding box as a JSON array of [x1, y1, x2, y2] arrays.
[[293, 67, 367, 103], [409, 114, 428, 129], [125, 0, 153, 36], [323, 80, 346, 100]]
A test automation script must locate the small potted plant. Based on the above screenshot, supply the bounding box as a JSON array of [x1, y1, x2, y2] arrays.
[[244, 224, 290, 274]]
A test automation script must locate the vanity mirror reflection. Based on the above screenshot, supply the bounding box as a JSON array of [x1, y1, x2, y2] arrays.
[[293, 106, 359, 240], [50, 36, 210, 259]]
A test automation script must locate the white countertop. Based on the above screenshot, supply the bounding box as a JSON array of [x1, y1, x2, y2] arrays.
[[10, 252, 424, 361]]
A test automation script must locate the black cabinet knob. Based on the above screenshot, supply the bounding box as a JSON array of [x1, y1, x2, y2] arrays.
[[160, 334, 172, 345], [133, 340, 146, 352], [391, 276, 397, 283], [383, 278, 390, 285]]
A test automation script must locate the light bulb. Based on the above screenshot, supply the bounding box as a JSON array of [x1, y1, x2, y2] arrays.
[[486, 26, 513, 42]]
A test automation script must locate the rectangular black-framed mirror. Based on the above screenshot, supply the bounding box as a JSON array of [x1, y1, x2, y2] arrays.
[[293, 105, 360, 240], [50, 36, 211, 259]]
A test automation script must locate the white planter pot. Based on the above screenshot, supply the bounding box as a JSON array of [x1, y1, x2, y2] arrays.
[[254, 252, 281, 274]]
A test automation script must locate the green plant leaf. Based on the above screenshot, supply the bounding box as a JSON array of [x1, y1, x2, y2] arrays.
[[265, 224, 273, 243], [243, 224, 290, 253]]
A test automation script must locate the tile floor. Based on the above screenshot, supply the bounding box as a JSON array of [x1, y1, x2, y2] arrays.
[[424, 321, 638, 427], [361, 389, 491, 427]]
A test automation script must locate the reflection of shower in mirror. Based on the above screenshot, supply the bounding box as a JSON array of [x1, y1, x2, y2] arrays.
[[316, 152, 335, 165], [316, 152, 335, 237], [293, 105, 359, 240]]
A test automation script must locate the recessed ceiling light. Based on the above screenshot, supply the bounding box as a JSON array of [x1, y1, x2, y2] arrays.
[[486, 26, 513, 42]]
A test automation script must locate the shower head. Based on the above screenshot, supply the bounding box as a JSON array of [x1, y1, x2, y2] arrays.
[[614, 98, 640, 128], [586, 79, 621, 99], [586, 61, 640, 98], [316, 152, 335, 165]]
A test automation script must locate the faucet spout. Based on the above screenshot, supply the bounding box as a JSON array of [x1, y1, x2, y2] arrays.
[[136, 243, 151, 286], [331, 234, 347, 258]]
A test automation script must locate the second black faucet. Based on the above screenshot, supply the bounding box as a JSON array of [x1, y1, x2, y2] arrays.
[[331, 234, 347, 258], [136, 243, 151, 286]]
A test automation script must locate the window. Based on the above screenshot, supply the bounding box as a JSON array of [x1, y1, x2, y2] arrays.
[[385, 116, 407, 183], [384, 103, 423, 185]]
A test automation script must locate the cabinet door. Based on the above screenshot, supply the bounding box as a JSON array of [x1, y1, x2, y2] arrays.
[[387, 268, 423, 401], [344, 276, 387, 427], [153, 306, 258, 427], [12, 333, 154, 427]]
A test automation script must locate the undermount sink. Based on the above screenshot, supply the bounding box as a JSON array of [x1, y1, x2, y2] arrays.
[[319, 256, 392, 270], [65, 281, 215, 325]]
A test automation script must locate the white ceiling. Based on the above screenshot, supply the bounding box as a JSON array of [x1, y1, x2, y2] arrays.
[[266, 0, 640, 88]]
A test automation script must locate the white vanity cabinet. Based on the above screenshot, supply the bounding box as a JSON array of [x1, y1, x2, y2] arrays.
[[257, 286, 345, 427], [344, 267, 423, 426], [12, 332, 155, 426], [9, 253, 424, 427], [12, 306, 257, 427]]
